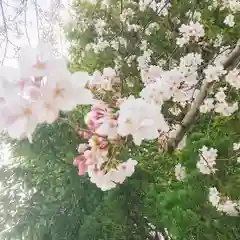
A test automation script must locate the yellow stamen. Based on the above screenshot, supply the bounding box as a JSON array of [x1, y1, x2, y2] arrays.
[[23, 108, 32, 116], [126, 119, 132, 124], [55, 87, 63, 97], [33, 59, 46, 70]]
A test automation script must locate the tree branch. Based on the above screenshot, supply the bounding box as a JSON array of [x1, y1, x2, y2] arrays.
[[167, 41, 240, 152], [0, 0, 8, 65], [34, 0, 40, 41], [24, 1, 32, 46]]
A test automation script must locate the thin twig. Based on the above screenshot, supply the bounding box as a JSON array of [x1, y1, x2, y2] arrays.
[[167, 41, 240, 152], [0, 0, 8, 65], [34, 0, 40, 41], [24, 1, 32, 46]]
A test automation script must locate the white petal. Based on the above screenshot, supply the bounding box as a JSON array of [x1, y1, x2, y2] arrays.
[[133, 133, 143, 146], [73, 88, 95, 105], [0, 67, 21, 83], [71, 72, 90, 87], [8, 117, 28, 139]]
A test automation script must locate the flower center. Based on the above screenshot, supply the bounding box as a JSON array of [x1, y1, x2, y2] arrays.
[[126, 118, 132, 124], [33, 58, 46, 70], [23, 108, 32, 116], [55, 87, 64, 97]]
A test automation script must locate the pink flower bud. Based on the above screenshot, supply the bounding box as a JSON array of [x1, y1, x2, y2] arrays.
[[18, 80, 25, 89], [78, 162, 88, 175], [77, 131, 84, 136], [73, 155, 85, 166]]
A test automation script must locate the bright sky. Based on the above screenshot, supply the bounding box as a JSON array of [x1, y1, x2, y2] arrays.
[[1, 0, 71, 67]]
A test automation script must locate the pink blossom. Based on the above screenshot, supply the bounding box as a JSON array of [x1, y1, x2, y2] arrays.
[[73, 155, 88, 176]]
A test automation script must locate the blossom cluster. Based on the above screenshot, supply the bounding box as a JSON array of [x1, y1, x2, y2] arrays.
[[197, 146, 218, 175], [74, 137, 138, 191], [200, 87, 238, 116], [0, 43, 94, 141], [176, 21, 205, 47], [194, 144, 240, 216], [74, 102, 138, 190], [139, 0, 171, 16], [140, 52, 203, 108], [210, 0, 240, 27], [89, 67, 120, 91], [174, 163, 186, 181], [73, 95, 170, 189], [209, 187, 240, 216], [200, 84, 238, 116]]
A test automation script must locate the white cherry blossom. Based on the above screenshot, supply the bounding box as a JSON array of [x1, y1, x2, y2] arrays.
[[214, 101, 238, 116], [204, 64, 226, 83], [19, 43, 66, 78], [87, 159, 137, 190], [175, 163, 186, 181], [117, 159, 138, 178], [177, 21, 205, 46], [215, 88, 226, 102], [225, 69, 240, 89], [218, 200, 239, 216], [224, 14, 235, 27], [5, 97, 39, 140], [209, 187, 220, 207], [200, 98, 215, 113], [41, 70, 94, 113], [96, 118, 118, 140], [197, 146, 218, 175], [117, 96, 169, 145], [233, 142, 240, 151]]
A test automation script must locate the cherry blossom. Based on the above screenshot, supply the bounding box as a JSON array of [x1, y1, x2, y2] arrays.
[[0, 66, 24, 98], [217, 200, 239, 216], [40, 70, 94, 113], [117, 96, 169, 145], [176, 21, 205, 47], [197, 146, 218, 175], [5, 97, 39, 140], [19, 43, 66, 78], [87, 159, 138, 191], [73, 155, 89, 176], [2, 0, 240, 204], [204, 64, 227, 83], [233, 142, 240, 151], [89, 68, 119, 91], [96, 118, 118, 140], [224, 14, 235, 27], [200, 98, 215, 113], [214, 101, 238, 117], [209, 187, 240, 216], [175, 163, 186, 181], [117, 159, 138, 178], [225, 69, 240, 89], [209, 187, 220, 207]]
